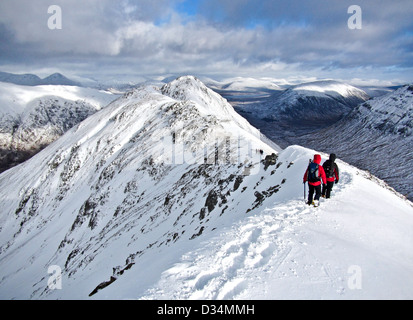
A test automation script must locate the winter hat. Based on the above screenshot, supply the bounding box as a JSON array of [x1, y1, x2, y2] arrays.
[[313, 154, 322, 164], [329, 153, 336, 162]]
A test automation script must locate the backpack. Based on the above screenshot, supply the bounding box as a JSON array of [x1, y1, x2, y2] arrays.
[[307, 162, 320, 183], [323, 160, 335, 178]]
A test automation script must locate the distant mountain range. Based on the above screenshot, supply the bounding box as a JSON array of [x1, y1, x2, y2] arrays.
[[234, 80, 370, 148], [0, 71, 81, 86]]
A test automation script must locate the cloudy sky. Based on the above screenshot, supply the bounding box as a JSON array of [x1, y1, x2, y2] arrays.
[[0, 0, 412, 85]]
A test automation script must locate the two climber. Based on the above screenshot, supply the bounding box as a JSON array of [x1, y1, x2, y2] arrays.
[[303, 153, 339, 207]]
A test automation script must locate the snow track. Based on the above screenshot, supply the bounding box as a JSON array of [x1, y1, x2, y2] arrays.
[[141, 192, 345, 300]]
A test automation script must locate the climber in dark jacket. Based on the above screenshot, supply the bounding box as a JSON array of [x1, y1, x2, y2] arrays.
[[322, 153, 339, 199]]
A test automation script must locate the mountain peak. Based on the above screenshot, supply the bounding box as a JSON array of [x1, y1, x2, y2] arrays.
[[41, 73, 80, 86], [160, 76, 260, 135], [166, 75, 201, 85], [0, 71, 42, 86], [161, 75, 218, 109]]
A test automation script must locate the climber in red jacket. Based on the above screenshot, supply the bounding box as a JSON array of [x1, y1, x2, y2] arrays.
[[303, 154, 327, 206]]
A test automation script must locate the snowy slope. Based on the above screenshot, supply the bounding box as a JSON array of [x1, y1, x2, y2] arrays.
[[238, 80, 369, 121], [295, 84, 413, 201], [0, 77, 412, 300], [0, 82, 117, 171]]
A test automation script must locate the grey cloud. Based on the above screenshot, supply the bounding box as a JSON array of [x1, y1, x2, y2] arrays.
[[0, 0, 412, 83]]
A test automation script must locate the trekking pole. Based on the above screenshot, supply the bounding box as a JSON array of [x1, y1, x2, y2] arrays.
[[303, 182, 306, 202]]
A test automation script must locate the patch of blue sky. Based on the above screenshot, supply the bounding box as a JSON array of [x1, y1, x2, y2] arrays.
[[175, 0, 201, 17], [153, 0, 202, 26], [173, 0, 309, 31], [154, 14, 172, 26], [244, 18, 309, 30]]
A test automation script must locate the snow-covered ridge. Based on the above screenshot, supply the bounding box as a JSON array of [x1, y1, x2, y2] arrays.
[[141, 146, 413, 300], [0, 76, 412, 300], [161, 76, 266, 138]]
